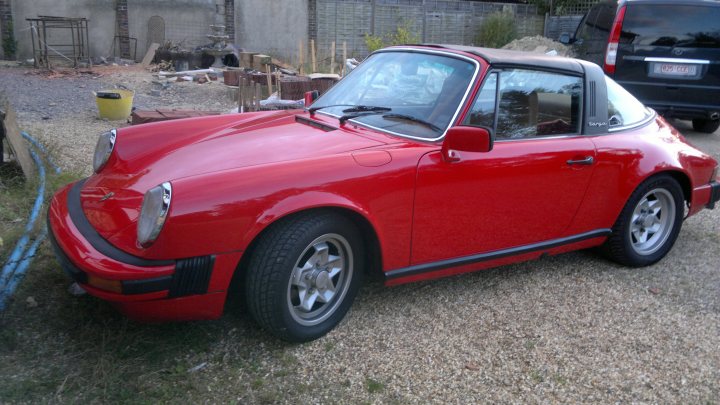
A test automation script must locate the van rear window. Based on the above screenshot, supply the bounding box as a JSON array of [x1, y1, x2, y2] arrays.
[[622, 5, 720, 48]]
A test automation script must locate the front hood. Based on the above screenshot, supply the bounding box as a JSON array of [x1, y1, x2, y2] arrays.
[[81, 111, 387, 243], [112, 111, 385, 185]]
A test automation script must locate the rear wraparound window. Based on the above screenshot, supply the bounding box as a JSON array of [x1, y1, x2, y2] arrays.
[[606, 76, 652, 128]]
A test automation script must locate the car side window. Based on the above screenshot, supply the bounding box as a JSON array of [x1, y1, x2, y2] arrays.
[[462, 72, 497, 129], [606, 76, 652, 128], [495, 69, 583, 139]]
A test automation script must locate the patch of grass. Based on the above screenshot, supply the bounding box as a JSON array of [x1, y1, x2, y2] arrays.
[[529, 369, 545, 384], [366, 377, 385, 394], [553, 374, 568, 386], [0, 162, 33, 261], [251, 378, 264, 389]]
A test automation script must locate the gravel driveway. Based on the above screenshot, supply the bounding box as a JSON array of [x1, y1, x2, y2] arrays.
[[1, 63, 718, 403]]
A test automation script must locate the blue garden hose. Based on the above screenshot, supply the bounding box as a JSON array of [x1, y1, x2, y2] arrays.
[[0, 132, 55, 311], [21, 131, 61, 174], [0, 231, 47, 310]]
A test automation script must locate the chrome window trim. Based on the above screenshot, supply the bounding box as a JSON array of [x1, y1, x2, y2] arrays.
[[494, 134, 584, 143], [317, 48, 481, 142], [608, 108, 657, 133]]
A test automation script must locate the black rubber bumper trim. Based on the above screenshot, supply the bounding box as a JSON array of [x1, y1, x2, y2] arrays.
[[48, 219, 88, 285], [122, 276, 173, 295], [49, 215, 172, 295], [709, 181, 720, 209], [385, 229, 612, 281], [67, 179, 173, 267], [51, 180, 216, 297]]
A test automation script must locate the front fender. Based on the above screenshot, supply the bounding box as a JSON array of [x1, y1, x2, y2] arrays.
[[152, 149, 423, 271]]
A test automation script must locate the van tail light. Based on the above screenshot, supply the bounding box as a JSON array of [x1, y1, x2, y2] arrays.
[[604, 5, 627, 75]]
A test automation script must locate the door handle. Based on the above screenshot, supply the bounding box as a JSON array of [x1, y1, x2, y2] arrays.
[[566, 156, 594, 165]]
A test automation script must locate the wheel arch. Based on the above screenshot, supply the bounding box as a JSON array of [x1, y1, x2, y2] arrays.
[[662, 170, 692, 206], [226, 206, 384, 306]]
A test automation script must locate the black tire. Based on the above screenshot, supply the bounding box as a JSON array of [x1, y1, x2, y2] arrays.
[[604, 175, 684, 267], [245, 212, 364, 342], [691, 118, 720, 134]]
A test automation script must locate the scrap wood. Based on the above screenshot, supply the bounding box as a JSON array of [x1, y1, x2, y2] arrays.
[[141, 43, 160, 68], [131, 109, 222, 125], [158, 68, 216, 77], [1, 101, 34, 178], [271, 58, 294, 71], [308, 73, 341, 80], [151, 60, 174, 73]]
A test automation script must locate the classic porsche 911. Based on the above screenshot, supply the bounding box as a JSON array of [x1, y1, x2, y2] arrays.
[[48, 45, 720, 342]]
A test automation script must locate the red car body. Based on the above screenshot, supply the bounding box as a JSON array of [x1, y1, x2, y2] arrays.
[[49, 46, 719, 336]]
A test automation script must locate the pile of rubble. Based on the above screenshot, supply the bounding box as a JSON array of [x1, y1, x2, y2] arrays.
[[502, 35, 575, 57]]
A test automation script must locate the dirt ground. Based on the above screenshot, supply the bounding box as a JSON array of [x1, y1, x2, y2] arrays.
[[0, 60, 719, 403]]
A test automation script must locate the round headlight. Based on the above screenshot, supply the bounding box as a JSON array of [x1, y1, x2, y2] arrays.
[[93, 129, 117, 173], [137, 182, 172, 247]]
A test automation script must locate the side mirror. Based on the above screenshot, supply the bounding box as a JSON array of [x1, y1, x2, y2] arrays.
[[304, 90, 319, 107], [441, 126, 492, 162], [559, 33, 572, 44]]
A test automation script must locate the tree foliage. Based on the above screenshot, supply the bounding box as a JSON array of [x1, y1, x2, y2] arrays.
[[364, 22, 421, 53], [476, 11, 517, 49]]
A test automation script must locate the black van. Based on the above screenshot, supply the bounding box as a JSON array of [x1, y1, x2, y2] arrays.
[[562, 0, 720, 133]]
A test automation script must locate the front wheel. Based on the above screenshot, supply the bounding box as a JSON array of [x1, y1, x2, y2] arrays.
[[245, 212, 364, 342], [604, 175, 684, 267]]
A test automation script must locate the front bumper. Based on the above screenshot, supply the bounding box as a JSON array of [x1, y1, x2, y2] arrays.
[[709, 181, 720, 209], [48, 180, 241, 321]]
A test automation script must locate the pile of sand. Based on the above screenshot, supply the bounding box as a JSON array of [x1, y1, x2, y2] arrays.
[[502, 35, 575, 57]]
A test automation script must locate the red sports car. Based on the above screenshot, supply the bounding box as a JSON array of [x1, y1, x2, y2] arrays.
[[48, 45, 720, 342]]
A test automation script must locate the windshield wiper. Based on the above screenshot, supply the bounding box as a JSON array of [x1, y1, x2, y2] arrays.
[[308, 104, 390, 115], [382, 113, 443, 133], [338, 106, 393, 125], [341, 105, 391, 113]]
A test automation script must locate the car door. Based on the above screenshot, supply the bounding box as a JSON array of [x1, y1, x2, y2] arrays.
[[411, 69, 597, 265]]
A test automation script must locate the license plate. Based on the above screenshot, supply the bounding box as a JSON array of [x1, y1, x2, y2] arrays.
[[652, 63, 698, 77]]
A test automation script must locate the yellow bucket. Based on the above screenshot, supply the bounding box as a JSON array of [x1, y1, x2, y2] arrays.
[[95, 89, 134, 120]]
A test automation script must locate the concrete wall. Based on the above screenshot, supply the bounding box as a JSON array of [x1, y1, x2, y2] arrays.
[[0, 14, 4, 59], [12, 0, 222, 61], [235, 0, 308, 62], [12, 0, 116, 61], [128, 0, 219, 59]]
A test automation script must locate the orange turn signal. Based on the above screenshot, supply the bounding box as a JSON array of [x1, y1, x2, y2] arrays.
[[87, 275, 123, 294]]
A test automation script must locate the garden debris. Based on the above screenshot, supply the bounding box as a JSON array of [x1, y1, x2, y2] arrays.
[[67, 282, 86, 296], [187, 362, 208, 373], [131, 109, 222, 125], [151, 60, 174, 73], [25, 296, 38, 308]]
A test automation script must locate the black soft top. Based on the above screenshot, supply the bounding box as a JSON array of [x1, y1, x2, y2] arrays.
[[423, 44, 585, 75]]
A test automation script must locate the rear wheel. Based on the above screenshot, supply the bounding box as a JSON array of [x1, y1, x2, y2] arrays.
[[245, 212, 364, 342], [604, 175, 684, 267], [691, 118, 720, 134]]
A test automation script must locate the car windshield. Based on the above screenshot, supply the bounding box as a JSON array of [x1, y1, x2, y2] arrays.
[[311, 50, 477, 140]]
